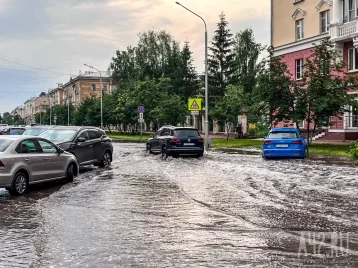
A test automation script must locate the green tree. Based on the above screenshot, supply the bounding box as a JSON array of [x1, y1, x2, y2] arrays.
[[208, 12, 236, 104], [172, 41, 199, 102], [211, 85, 244, 140], [116, 78, 187, 132], [2, 112, 13, 125], [296, 38, 355, 144], [51, 104, 75, 126], [255, 46, 297, 128], [34, 108, 50, 125], [233, 28, 263, 94]]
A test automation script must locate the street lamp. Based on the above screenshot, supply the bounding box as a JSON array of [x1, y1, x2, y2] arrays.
[[175, 2, 209, 149], [84, 64, 103, 129]]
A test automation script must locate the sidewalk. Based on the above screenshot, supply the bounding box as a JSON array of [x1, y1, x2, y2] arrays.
[[203, 133, 352, 145]]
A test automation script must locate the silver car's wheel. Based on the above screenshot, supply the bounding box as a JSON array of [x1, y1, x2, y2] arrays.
[[10, 172, 28, 195]]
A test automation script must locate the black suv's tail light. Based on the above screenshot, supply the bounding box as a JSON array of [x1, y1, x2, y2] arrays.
[[197, 137, 204, 143], [170, 137, 180, 143]]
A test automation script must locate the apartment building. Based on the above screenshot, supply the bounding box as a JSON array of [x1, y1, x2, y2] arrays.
[[23, 97, 36, 124], [48, 85, 64, 106], [60, 71, 112, 108], [272, 0, 358, 140]]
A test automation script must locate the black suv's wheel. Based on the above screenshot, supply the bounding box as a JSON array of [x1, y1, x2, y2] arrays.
[[99, 150, 112, 168], [161, 145, 169, 159], [147, 143, 152, 154], [9, 171, 28, 196], [65, 164, 74, 182]]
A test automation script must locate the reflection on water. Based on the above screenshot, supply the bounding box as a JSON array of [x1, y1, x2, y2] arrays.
[[1, 143, 358, 267]]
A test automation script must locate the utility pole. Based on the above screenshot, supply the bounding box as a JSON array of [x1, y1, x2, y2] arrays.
[[176, 2, 209, 149]]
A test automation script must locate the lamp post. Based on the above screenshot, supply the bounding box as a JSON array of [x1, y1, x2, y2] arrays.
[[84, 64, 103, 129], [49, 95, 52, 125], [175, 2, 209, 149]]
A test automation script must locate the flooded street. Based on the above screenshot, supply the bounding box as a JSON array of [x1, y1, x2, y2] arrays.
[[1, 143, 358, 267]]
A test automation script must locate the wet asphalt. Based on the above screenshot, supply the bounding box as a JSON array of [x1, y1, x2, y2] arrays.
[[1, 143, 358, 267]]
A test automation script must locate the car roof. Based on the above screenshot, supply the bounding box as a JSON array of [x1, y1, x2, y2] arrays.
[[160, 125, 196, 130], [270, 127, 298, 132], [27, 125, 53, 128], [49, 126, 102, 131], [0, 135, 28, 141]]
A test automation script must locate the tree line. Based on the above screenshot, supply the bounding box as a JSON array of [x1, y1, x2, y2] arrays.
[[3, 13, 356, 143]]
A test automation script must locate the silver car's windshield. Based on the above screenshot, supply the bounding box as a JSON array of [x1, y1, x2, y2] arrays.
[[0, 139, 14, 152], [23, 128, 47, 136], [39, 129, 77, 142]]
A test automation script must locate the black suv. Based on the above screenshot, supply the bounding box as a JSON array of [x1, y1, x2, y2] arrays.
[[146, 126, 204, 158], [39, 126, 113, 167]]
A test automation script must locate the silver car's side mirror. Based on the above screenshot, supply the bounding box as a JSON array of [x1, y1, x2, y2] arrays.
[[57, 147, 65, 154]]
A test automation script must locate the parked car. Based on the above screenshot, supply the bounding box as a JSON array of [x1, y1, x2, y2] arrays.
[[146, 126, 204, 158], [0, 124, 8, 134], [5, 127, 27, 135], [0, 135, 78, 195], [39, 126, 113, 167], [23, 126, 54, 136], [261, 127, 308, 159]]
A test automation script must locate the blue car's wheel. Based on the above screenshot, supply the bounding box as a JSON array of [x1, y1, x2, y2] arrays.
[[304, 147, 309, 158]]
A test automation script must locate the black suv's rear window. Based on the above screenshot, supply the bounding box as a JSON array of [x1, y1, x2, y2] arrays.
[[174, 129, 199, 137], [0, 139, 14, 152], [267, 131, 297, 139]]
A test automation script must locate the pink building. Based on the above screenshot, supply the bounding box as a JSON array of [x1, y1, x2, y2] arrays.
[[272, 0, 358, 140]]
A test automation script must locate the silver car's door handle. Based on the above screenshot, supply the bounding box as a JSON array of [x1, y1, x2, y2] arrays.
[[25, 158, 30, 162], [45, 157, 50, 161]]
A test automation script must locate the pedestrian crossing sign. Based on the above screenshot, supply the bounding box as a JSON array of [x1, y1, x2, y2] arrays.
[[188, 98, 202, 111]]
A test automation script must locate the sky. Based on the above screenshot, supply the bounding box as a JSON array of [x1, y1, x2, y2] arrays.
[[0, 0, 270, 114]]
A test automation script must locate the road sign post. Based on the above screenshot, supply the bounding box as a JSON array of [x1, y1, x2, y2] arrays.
[[138, 107, 145, 143]]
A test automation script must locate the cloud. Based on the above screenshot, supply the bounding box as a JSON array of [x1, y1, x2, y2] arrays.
[[0, 0, 270, 112]]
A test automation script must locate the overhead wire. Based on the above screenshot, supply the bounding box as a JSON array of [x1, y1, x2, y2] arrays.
[[0, 57, 71, 76], [0, 54, 72, 73]]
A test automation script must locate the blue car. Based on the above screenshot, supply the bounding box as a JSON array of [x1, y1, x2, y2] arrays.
[[261, 127, 308, 159]]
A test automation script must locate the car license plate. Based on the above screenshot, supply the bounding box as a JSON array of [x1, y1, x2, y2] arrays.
[[184, 143, 194, 146], [276, 144, 288, 148]]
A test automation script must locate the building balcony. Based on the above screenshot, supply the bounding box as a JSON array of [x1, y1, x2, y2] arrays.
[[330, 21, 358, 42]]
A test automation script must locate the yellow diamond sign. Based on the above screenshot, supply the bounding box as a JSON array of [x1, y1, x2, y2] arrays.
[[188, 98, 202, 111]]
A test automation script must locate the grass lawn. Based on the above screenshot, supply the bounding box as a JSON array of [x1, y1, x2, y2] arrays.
[[210, 138, 352, 157], [106, 132, 150, 141], [106, 132, 352, 157]]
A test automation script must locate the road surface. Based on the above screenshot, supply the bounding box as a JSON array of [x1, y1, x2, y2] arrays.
[[1, 143, 358, 267]]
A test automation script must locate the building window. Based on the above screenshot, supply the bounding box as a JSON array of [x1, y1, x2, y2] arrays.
[[343, 0, 357, 23], [348, 47, 358, 71], [295, 58, 303, 80], [320, 10, 330, 33], [91, 84, 96, 91], [102, 84, 107, 91], [296, 19, 304, 40]]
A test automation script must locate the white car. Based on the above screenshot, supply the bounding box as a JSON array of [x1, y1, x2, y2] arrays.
[[0, 124, 8, 133]]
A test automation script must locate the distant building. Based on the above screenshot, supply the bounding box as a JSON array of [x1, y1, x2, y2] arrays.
[[13, 70, 113, 125], [60, 71, 113, 108], [271, 0, 358, 140]]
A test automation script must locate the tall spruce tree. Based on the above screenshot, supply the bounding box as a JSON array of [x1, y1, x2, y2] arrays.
[[208, 12, 236, 105], [178, 41, 199, 102], [233, 29, 263, 94]]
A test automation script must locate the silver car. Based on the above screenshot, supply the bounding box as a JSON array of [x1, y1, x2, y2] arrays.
[[0, 136, 78, 195]]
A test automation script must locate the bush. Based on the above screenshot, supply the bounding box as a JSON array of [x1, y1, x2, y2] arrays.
[[349, 141, 358, 157], [247, 122, 269, 137]]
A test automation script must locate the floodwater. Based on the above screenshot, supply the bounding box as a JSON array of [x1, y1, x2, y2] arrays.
[[1, 143, 358, 267]]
